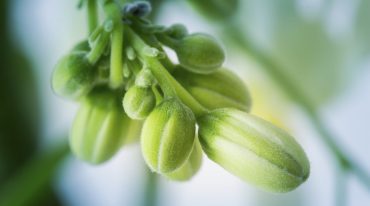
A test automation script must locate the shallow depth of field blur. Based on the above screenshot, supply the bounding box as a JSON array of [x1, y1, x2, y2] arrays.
[[1, 0, 370, 206]]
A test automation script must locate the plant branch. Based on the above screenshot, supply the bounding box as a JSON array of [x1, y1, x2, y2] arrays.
[[129, 29, 208, 117], [87, 0, 98, 35], [103, 0, 125, 88]]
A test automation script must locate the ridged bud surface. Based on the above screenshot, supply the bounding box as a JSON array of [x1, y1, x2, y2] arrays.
[[70, 86, 141, 164], [174, 33, 224, 74], [123, 85, 156, 120], [174, 68, 251, 112], [52, 52, 96, 100], [141, 98, 196, 173], [164, 138, 203, 181], [198, 108, 310, 192]]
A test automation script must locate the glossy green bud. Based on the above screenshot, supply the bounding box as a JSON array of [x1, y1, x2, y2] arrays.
[[174, 68, 251, 112], [70, 85, 139, 164], [123, 85, 156, 120], [52, 52, 96, 100], [141, 98, 196, 173], [187, 0, 238, 20], [174, 33, 225, 74], [164, 138, 203, 181], [198, 108, 310, 193]]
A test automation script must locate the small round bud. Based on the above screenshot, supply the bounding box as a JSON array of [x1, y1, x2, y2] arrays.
[[165, 24, 188, 40], [123, 85, 156, 120], [174, 68, 251, 112], [126, 47, 136, 60], [164, 138, 203, 181], [141, 98, 196, 173], [143, 46, 165, 58], [174, 33, 225, 74], [198, 108, 310, 192], [70, 85, 140, 164], [135, 68, 156, 88], [52, 52, 96, 100], [104, 20, 114, 32]]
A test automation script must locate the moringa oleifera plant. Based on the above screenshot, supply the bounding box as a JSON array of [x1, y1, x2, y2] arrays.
[[52, 0, 310, 193]]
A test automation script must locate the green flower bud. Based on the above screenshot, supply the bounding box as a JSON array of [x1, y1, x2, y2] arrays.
[[70, 85, 139, 164], [164, 138, 203, 181], [123, 85, 156, 120], [187, 0, 238, 20], [52, 52, 96, 100], [174, 68, 251, 112], [165, 24, 188, 40], [135, 69, 156, 88], [173, 33, 225, 74], [198, 108, 310, 193], [141, 98, 196, 173]]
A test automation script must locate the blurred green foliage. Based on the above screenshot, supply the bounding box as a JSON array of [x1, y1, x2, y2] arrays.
[[0, 1, 63, 205], [0, 0, 40, 185]]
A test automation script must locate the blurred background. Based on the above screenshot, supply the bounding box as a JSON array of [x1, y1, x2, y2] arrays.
[[1, 0, 370, 205]]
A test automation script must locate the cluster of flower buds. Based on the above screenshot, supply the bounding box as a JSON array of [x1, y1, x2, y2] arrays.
[[52, 0, 309, 192]]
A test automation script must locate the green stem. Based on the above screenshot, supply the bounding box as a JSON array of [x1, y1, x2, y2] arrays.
[[129, 20, 175, 72], [109, 24, 124, 88], [130, 29, 208, 117], [0, 141, 69, 206], [152, 84, 163, 105], [103, 1, 124, 88], [89, 24, 104, 43], [86, 28, 110, 64], [224, 22, 370, 190], [87, 0, 98, 35]]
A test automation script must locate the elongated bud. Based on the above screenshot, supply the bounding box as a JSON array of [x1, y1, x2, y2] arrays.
[[123, 85, 156, 120], [141, 98, 196, 173], [70, 85, 140, 164], [52, 52, 96, 100], [172, 33, 225, 74], [198, 108, 310, 192], [174, 68, 251, 112], [164, 138, 203, 181], [186, 0, 238, 20]]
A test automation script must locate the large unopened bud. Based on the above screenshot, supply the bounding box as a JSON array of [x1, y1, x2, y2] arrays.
[[52, 51, 96, 100], [122, 85, 156, 120], [174, 68, 251, 112], [164, 138, 203, 181], [171, 33, 225, 74], [198, 108, 310, 192], [70, 85, 140, 164], [141, 98, 196, 173]]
